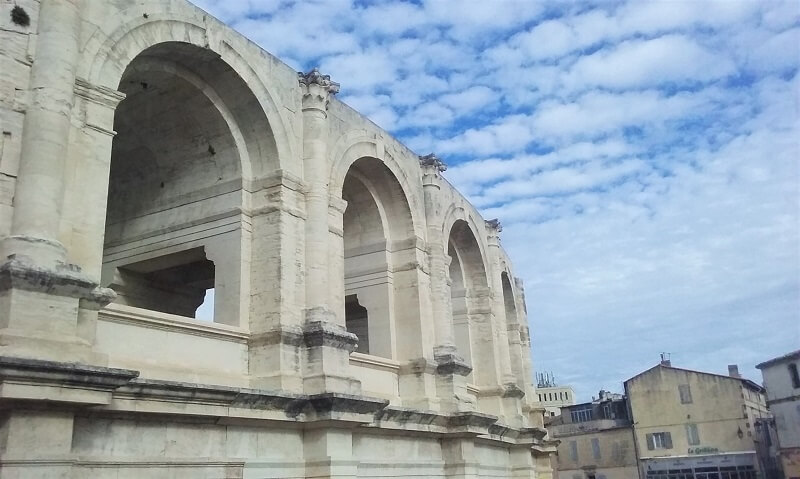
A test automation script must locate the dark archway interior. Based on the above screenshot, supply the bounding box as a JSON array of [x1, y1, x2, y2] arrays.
[[102, 42, 270, 321]]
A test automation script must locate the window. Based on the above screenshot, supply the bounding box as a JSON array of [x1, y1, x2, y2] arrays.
[[344, 295, 370, 354], [686, 423, 700, 445], [569, 440, 578, 462], [571, 407, 594, 423], [602, 403, 613, 419], [679, 384, 693, 404], [646, 432, 673, 450], [789, 363, 800, 389], [539, 394, 542, 401], [591, 438, 601, 460]]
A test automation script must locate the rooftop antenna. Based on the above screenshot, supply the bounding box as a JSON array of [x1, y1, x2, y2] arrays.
[[660, 352, 672, 366]]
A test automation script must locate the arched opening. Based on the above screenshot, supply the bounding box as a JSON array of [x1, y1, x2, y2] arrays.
[[501, 271, 525, 388], [100, 42, 273, 326], [447, 219, 497, 386], [340, 157, 416, 359], [449, 243, 471, 367]]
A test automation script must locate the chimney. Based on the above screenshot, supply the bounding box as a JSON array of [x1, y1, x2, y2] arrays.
[[728, 364, 741, 378], [660, 353, 672, 367]]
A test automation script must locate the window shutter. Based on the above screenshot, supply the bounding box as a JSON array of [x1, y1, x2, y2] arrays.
[[646, 433, 654, 451], [664, 432, 673, 449]]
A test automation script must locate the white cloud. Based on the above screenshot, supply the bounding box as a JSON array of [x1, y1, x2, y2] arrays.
[[566, 35, 736, 91], [191, 0, 799, 401]]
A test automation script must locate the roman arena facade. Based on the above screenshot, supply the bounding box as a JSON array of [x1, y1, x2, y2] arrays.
[[0, 1, 556, 477]]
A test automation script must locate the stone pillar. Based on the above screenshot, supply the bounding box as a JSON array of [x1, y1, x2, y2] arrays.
[[246, 171, 307, 392], [301, 68, 337, 314], [1, 0, 80, 266], [421, 155, 457, 356], [0, 409, 76, 479], [485, 219, 525, 425], [420, 154, 473, 412], [441, 438, 479, 478], [485, 220, 516, 386], [298, 69, 359, 394], [0, 0, 113, 364], [303, 427, 358, 479]]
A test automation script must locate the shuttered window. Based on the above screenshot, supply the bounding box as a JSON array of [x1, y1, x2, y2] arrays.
[[679, 384, 693, 404], [686, 423, 700, 445], [592, 438, 601, 460], [569, 441, 578, 462]]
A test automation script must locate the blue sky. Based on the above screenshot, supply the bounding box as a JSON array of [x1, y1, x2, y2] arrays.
[[192, 0, 800, 401]]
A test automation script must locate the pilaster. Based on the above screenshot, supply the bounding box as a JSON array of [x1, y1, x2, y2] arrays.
[[420, 153, 473, 412], [246, 170, 307, 392], [0, 0, 112, 364], [298, 69, 359, 395], [484, 219, 525, 426]]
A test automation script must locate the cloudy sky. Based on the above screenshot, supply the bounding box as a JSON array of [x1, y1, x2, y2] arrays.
[[193, 0, 799, 401]]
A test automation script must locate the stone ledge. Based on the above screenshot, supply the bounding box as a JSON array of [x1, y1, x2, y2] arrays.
[[303, 321, 358, 352], [0, 356, 139, 405], [502, 383, 526, 399], [299, 392, 389, 422], [0, 358, 550, 445], [0, 255, 114, 306], [434, 352, 472, 377], [0, 356, 139, 388]]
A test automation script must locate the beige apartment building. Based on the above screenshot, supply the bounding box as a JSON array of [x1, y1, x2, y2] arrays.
[[757, 350, 800, 479], [0, 0, 555, 477], [625, 360, 769, 479], [549, 391, 639, 479]]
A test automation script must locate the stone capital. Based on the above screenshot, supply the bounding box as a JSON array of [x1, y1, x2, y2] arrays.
[[298, 68, 340, 111], [485, 218, 502, 233], [419, 153, 447, 173]]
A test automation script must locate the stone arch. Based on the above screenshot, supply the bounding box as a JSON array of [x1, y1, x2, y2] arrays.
[[330, 135, 425, 239], [80, 16, 292, 175], [98, 40, 272, 327], [336, 155, 421, 360], [501, 271, 518, 325], [444, 213, 499, 387]]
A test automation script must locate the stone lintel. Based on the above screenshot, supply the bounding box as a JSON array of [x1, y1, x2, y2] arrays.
[[0, 254, 115, 307]]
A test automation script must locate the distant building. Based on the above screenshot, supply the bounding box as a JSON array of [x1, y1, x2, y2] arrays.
[[538, 372, 577, 417], [757, 350, 800, 479], [549, 390, 639, 479], [625, 358, 769, 479]]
